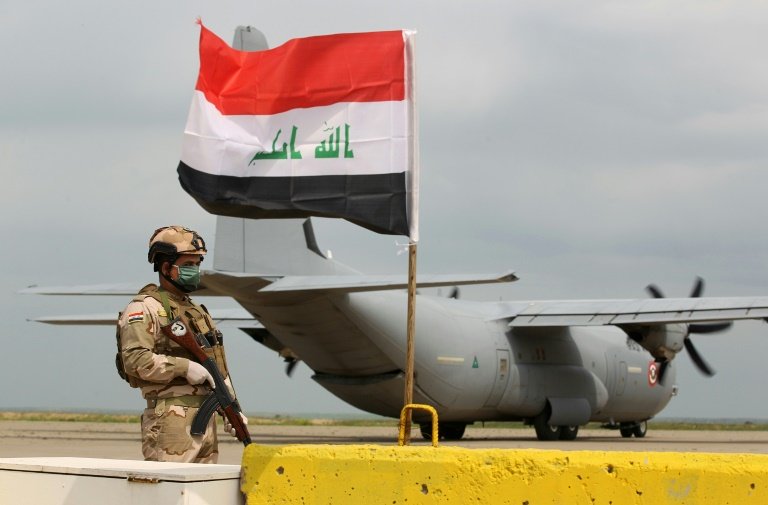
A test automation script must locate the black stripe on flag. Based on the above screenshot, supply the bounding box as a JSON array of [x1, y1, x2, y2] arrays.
[[178, 162, 409, 237]]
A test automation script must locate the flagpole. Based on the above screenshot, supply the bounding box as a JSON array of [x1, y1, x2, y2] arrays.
[[401, 241, 418, 443]]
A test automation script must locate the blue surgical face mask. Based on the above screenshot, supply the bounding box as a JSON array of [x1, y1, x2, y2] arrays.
[[174, 264, 201, 291]]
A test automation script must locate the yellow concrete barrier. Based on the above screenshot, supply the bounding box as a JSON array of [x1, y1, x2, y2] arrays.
[[241, 444, 768, 504]]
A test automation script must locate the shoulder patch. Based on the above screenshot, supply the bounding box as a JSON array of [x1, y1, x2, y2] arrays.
[[127, 312, 145, 324]]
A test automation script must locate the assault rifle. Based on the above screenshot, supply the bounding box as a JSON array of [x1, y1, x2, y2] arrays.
[[161, 317, 252, 446]]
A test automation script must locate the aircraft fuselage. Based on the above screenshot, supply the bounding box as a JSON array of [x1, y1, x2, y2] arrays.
[[247, 290, 675, 427]]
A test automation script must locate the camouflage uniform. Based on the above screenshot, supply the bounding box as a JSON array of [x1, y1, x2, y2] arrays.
[[119, 283, 232, 463]]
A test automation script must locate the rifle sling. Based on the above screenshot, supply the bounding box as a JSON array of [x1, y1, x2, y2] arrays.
[[158, 290, 173, 319]]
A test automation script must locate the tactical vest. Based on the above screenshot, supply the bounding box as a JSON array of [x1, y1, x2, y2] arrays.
[[115, 285, 229, 389]]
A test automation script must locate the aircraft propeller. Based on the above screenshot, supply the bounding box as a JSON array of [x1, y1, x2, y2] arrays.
[[645, 277, 730, 382], [284, 357, 299, 377]]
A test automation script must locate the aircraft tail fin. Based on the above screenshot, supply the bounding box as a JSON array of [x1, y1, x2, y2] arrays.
[[213, 216, 357, 276]]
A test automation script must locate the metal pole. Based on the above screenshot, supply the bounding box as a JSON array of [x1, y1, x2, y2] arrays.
[[400, 241, 418, 444]]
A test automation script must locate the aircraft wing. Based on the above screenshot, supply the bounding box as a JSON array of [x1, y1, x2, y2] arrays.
[[499, 296, 768, 327]]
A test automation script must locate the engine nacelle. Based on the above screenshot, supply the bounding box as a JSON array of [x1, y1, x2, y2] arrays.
[[623, 323, 687, 361]]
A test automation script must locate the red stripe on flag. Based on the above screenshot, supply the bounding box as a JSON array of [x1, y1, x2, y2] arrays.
[[196, 25, 406, 116]]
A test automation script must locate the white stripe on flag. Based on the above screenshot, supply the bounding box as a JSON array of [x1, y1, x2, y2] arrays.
[[181, 91, 411, 178]]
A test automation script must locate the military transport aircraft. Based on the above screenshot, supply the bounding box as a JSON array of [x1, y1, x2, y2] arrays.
[[25, 216, 768, 441]]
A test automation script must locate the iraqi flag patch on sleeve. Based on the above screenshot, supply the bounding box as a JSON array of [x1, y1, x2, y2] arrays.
[[127, 312, 145, 324]]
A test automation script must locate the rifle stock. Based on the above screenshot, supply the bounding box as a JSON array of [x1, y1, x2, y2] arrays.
[[161, 317, 252, 446]]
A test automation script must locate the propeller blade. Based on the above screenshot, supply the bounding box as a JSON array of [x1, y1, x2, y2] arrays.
[[646, 284, 665, 299], [285, 358, 299, 377], [689, 276, 704, 298], [657, 360, 670, 385], [689, 322, 732, 334], [683, 338, 716, 377]]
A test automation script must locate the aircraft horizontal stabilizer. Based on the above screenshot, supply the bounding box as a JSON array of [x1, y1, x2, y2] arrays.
[[503, 296, 768, 327], [34, 308, 260, 327], [20, 278, 245, 298], [34, 314, 120, 325], [255, 271, 517, 294], [20, 283, 143, 296]]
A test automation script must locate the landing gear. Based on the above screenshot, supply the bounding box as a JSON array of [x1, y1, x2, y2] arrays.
[[420, 422, 467, 441], [532, 409, 562, 441], [440, 422, 467, 441], [619, 420, 647, 438], [531, 406, 581, 441], [559, 425, 579, 441]]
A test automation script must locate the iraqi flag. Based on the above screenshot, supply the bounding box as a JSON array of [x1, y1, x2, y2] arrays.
[[178, 24, 418, 240]]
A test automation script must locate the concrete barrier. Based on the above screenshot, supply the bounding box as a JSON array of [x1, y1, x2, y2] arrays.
[[241, 444, 768, 504]]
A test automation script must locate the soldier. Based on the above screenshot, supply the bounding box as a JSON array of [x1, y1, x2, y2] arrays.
[[116, 226, 247, 463]]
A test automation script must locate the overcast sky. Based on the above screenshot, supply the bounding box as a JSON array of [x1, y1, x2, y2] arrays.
[[3, 1, 768, 421]]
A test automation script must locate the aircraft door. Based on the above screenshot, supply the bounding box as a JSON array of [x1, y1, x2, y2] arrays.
[[605, 352, 629, 398], [616, 360, 627, 396], [483, 350, 511, 407]]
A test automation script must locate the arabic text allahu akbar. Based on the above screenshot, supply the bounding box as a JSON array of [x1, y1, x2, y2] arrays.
[[249, 123, 354, 164]]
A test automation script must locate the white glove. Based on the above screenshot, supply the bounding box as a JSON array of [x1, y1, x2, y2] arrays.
[[224, 412, 249, 437], [185, 361, 215, 389]]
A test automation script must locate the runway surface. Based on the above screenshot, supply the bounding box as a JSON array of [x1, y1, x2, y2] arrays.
[[1, 421, 767, 465]]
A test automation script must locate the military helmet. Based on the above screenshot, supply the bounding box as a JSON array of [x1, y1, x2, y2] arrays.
[[148, 226, 207, 268]]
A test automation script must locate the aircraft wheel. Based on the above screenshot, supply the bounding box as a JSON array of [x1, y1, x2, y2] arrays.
[[619, 427, 634, 438], [533, 409, 561, 441], [420, 422, 467, 441], [633, 421, 647, 438], [439, 422, 467, 441], [559, 425, 579, 441]]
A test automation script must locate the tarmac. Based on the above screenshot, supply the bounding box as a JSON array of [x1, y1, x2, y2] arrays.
[[2, 421, 767, 464]]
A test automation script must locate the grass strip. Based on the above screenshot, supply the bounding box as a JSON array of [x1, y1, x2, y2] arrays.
[[1, 412, 765, 431]]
